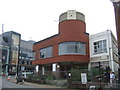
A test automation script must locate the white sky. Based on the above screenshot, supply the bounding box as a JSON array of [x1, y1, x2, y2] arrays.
[[0, 0, 116, 42]]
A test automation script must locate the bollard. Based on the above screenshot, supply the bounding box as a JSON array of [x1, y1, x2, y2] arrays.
[[7, 76, 11, 81]]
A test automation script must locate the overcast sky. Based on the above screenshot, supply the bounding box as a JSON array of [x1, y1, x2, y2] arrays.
[[0, 0, 116, 42]]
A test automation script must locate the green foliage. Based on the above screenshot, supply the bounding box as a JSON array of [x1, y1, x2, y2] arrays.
[[92, 68, 100, 76], [87, 68, 105, 82], [70, 67, 105, 82], [87, 70, 92, 82], [91, 68, 104, 77], [46, 80, 67, 87], [27, 74, 41, 80], [80, 65, 88, 69], [32, 74, 41, 80], [27, 74, 33, 80], [70, 68, 81, 81], [70, 68, 89, 81], [45, 74, 55, 80]]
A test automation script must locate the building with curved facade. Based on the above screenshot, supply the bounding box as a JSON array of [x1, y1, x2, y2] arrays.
[[32, 10, 89, 78]]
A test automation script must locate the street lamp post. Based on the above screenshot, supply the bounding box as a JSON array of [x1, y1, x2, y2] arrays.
[[98, 61, 102, 90], [110, 0, 120, 83], [110, 0, 120, 61], [5, 47, 9, 76], [16, 44, 20, 78]]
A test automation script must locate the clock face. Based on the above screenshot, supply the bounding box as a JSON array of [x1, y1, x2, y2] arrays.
[[111, 0, 120, 2]]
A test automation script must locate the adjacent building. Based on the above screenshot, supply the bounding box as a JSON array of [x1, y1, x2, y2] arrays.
[[1, 35, 9, 75], [32, 10, 89, 78], [19, 40, 35, 78], [2, 31, 21, 75], [1, 31, 35, 76], [89, 30, 119, 72]]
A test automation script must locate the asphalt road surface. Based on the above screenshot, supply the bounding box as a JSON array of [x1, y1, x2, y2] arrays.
[[2, 76, 39, 88], [1, 76, 76, 90]]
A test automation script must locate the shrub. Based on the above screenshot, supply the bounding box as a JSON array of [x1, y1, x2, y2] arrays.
[[27, 74, 33, 80], [27, 74, 41, 81], [70, 68, 81, 81], [32, 74, 41, 80], [46, 80, 67, 87], [70, 67, 105, 82], [45, 74, 56, 80]]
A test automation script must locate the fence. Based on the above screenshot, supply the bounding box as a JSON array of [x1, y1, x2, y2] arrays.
[[68, 68, 120, 89], [86, 82, 120, 89], [26, 68, 120, 89], [36, 71, 70, 80], [30, 68, 118, 82]]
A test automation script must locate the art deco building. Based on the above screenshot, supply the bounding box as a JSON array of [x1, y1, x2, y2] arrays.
[[32, 10, 89, 78]]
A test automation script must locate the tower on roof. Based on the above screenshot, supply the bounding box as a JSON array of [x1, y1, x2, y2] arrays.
[[59, 10, 85, 22]]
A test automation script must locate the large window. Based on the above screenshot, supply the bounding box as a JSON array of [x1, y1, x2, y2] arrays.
[[59, 41, 86, 55], [40, 46, 53, 58], [93, 40, 107, 54]]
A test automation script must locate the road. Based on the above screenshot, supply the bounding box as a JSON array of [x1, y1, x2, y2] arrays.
[[2, 76, 40, 88], [1, 76, 75, 90]]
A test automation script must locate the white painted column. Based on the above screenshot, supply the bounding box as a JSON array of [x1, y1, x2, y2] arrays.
[[24, 72, 27, 78], [35, 65, 39, 72], [108, 30, 114, 72], [52, 63, 60, 79], [88, 62, 91, 70], [52, 63, 57, 72], [42, 66, 45, 75]]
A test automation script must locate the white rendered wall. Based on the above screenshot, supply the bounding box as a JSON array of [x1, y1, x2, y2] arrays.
[[89, 30, 119, 72]]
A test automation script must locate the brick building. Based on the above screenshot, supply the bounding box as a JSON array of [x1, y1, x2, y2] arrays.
[[32, 10, 89, 78]]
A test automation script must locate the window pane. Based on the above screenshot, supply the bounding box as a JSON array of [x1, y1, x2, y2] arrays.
[[59, 41, 86, 55], [40, 46, 52, 58], [93, 40, 107, 54], [67, 45, 75, 53]]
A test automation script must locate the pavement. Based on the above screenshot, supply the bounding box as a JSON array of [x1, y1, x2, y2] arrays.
[[9, 77, 64, 88]]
